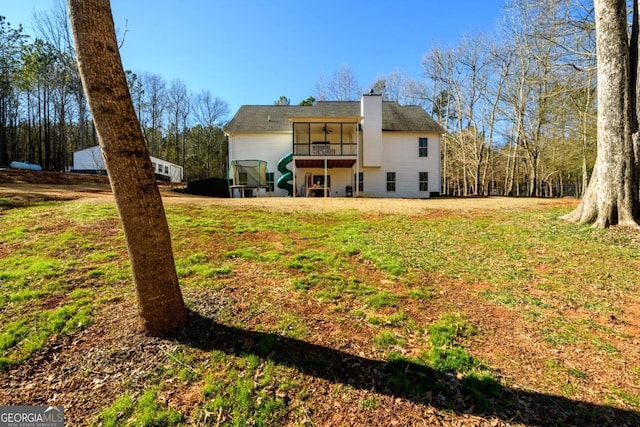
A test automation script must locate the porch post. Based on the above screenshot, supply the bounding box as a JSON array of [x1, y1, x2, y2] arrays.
[[324, 157, 328, 198], [356, 121, 360, 197], [291, 122, 296, 198], [293, 159, 296, 198]]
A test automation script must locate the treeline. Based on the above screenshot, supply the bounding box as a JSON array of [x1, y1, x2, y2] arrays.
[[316, 0, 596, 197], [421, 0, 597, 197], [1, 0, 596, 194], [0, 3, 229, 181]]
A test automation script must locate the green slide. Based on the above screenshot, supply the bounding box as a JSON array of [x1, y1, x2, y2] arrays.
[[276, 151, 294, 196]]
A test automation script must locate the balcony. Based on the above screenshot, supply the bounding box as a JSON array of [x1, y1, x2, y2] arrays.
[[291, 121, 359, 168], [293, 142, 357, 156]]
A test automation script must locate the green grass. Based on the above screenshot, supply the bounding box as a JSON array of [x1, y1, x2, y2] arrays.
[[0, 255, 65, 281], [0, 298, 95, 369], [424, 313, 479, 372], [4, 197, 640, 422], [420, 313, 502, 407], [366, 291, 399, 309], [96, 387, 183, 427], [288, 249, 340, 271], [0, 203, 128, 370], [200, 352, 289, 426], [373, 330, 405, 348], [161, 346, 202, 383], [275, 312, 308, 339], [407, 286, 435, 301], [96, 394, 134, 427], [358, 395, 377, 410], [609, 387, 640, 409]]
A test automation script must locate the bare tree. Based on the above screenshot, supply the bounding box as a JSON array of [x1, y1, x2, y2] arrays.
[[0, 17, 27, 166], [422, 45, 455, 194], [139, 72, 167, 158], [193, 90, 229, 127], [370, 70, 424, 106], [67, 0, 188, 335], [417, 0, 596, 198], [167, 78, 190, 165], [457, 35, 492, 195], [315, 64, 362, 101], [422, 39, 490, 196], [482, 38, 514, 195], [548, 0, 597, 197], [192, 90, 229, 178], [33, 0, 89, 153], [500, 0, 565, 197]]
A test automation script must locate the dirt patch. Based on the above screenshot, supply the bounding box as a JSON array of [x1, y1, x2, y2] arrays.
[[0, 170, 110, 185]]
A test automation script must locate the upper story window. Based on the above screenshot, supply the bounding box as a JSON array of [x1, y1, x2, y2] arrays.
[[419, 137, 428, 157]]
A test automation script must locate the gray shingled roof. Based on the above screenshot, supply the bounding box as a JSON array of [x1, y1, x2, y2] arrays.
[[225, 101, 444, 134]]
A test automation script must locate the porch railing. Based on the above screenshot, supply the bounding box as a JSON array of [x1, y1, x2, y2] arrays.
[[294, 142, 357, 156]]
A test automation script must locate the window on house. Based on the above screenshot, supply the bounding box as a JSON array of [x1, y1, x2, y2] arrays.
[[386, 172, 396, 192], [419, 172, 429, 192], [354, 172, 364, 192], [157, 164, 162, 173], [164, 165, 169, 174], [419, 137, 428, 157], [266, 172, 275, 192]]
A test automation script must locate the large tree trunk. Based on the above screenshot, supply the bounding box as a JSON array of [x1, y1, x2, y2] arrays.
[[562, 0, 639, 228], [67, 0, 187, 335]]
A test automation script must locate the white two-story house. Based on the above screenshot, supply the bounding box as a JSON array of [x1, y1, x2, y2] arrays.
[[225, 93, 443, 198]]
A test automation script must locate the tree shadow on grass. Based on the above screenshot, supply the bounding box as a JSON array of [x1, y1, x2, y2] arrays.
[[172, 310, 640, 427]]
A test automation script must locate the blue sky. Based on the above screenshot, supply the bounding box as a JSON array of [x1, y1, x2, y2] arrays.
[[5, 1, 506, 115]]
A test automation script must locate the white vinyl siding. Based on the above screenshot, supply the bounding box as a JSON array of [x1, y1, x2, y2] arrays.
[[358, 133, 440, 198], [227, 129, 440, 198]]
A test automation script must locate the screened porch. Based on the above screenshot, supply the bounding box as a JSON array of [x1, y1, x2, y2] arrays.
[[292, 121, 359, 157]]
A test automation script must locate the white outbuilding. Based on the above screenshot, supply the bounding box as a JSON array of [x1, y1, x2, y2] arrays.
[[72, 146, 183, 183]]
